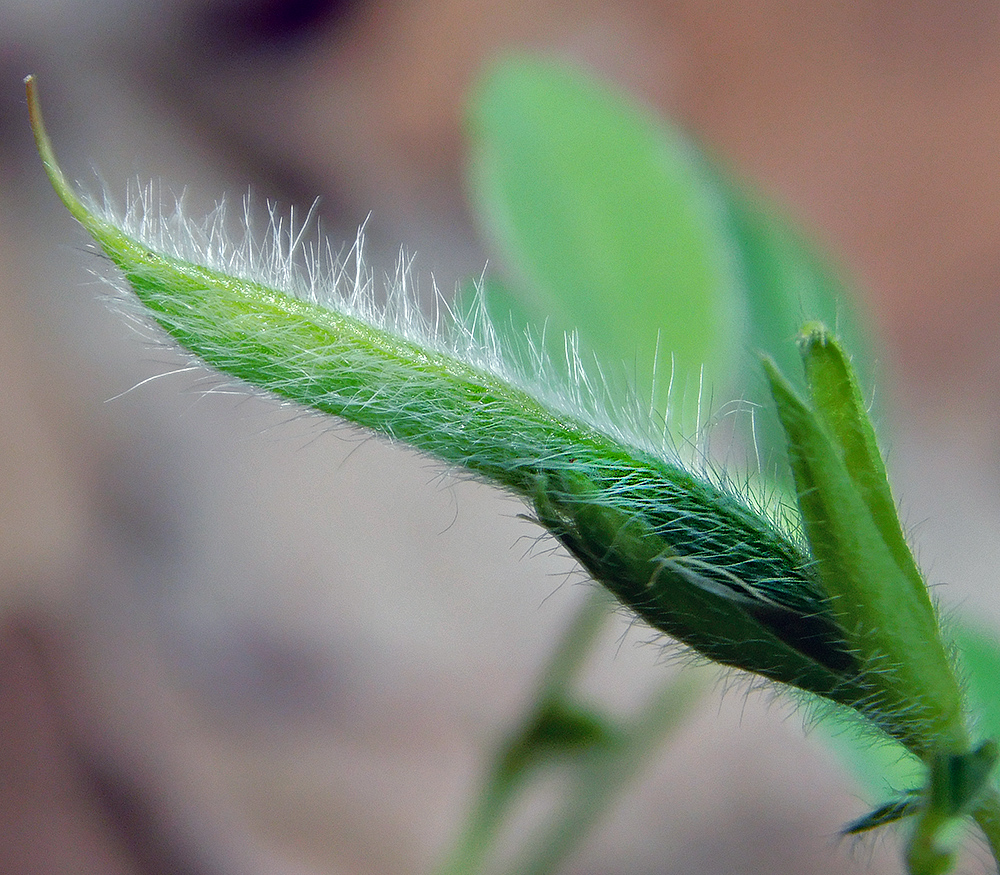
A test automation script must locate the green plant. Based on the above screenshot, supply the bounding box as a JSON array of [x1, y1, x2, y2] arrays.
[[24, 60, 1000, 874]]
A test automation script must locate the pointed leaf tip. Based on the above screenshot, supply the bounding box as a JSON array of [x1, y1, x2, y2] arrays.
[[26, 75, 104, 231]]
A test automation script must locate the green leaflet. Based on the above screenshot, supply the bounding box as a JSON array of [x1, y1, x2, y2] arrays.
[[798, 324, 925, 599], [29, 75, 863, 708], [766, 326, 1000, 872], [464, 57, 873, 458], [466, 57, 744, 432], [765, 325, 966, 758]]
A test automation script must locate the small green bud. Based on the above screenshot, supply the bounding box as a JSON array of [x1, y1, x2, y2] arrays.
[[533, 466, 861, 698]]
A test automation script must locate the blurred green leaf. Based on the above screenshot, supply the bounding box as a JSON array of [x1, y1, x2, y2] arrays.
[[830, 729, 924, 797], [951, 621, 1000, 750], [724, 190, 868, 381], [464, 56, 872, 459], [465, 56, 746, 432], [721, 191, 873, 465], [499, 698, 621, 778]]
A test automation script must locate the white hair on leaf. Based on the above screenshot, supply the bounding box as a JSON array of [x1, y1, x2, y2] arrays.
[[84, 173, 714, 478]]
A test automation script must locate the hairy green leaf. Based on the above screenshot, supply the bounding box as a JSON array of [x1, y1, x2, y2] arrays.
[[765, 335, 966, 758]]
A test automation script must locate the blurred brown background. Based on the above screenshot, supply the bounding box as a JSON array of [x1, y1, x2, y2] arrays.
[[3, 2, 1000, 873]]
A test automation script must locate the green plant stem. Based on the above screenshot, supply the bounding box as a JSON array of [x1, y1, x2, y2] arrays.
[[432, 764, 522, 875], [434, 588, 701, 875], [509, 670, 700, 875], [433, 590, 613, 875]]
